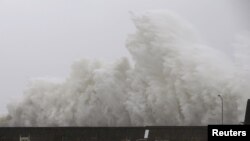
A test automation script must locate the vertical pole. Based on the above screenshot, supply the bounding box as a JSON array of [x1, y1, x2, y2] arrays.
[[222, 97, 223, 125], [218, 95, 223, 125]]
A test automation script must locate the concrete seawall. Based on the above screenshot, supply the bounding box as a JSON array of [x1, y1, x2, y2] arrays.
[[0, 126, 207, 141]]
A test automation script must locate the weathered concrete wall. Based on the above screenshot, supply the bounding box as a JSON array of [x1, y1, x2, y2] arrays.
[[0, 126, 207, 141]]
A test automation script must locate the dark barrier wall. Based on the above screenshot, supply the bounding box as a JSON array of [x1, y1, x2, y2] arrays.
[[0, 126, 207, 141], [244, 99, 250, 125]]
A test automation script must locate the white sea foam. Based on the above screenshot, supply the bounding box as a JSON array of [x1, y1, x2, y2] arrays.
[[1, 10, 249, 126]]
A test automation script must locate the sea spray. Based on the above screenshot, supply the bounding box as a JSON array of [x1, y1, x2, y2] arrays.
[[1, 10, 249, 126]]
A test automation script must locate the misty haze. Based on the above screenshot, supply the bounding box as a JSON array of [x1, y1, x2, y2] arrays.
[[0, 0, 250, 127]]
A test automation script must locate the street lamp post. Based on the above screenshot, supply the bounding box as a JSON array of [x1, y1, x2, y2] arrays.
[[218, 95, 223, 125]]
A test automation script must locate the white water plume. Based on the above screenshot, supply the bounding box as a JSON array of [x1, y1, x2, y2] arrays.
[[1, 10, 249, 126]]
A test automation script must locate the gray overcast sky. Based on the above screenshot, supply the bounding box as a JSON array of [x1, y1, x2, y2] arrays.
[[0, 0, 249, 114]]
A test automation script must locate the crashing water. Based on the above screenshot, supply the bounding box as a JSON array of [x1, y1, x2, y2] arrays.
[[1, 10, 249, 126]]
